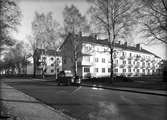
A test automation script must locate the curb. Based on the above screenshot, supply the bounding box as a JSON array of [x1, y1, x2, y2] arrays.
[[2, 83, 76, 120], [81, 84, 167, 97]]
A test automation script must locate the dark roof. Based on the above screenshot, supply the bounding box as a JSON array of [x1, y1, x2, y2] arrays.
[[61, 33, 161, 58], [35, 48, 61, 56]]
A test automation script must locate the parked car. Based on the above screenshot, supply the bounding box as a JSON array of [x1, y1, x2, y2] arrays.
[[71, 76, 81, 86], [57, 71, 73, 86], [57, 71, 82, 86]]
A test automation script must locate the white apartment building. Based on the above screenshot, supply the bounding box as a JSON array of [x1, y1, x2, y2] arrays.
[[61, 34, 162, 78], [26, 49, 62, 75]]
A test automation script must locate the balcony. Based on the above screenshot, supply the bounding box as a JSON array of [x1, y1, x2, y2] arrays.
[[113, 54, 118, 59], [128, 64, 133, 68], [151, 59, 155, 63], [135, 56, 141, 61], [141, 65, 145, 68], [128, 56, 133, 60], [113, 64, 118, 68], [146, 59, 151, 62], [81, 61, 92, 66], [140, 58, 145, 61], [120, 55, 126, 59], [151, 66, 156, 69], [120, 64, 126, 68], [146, 65, 151, 69], [135, 64, 140, 68]]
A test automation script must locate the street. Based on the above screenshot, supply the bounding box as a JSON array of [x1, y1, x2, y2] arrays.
[[4, 79, 167, 120]]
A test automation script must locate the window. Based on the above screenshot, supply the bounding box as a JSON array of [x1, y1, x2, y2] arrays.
[[113, 52, 117, 56], [130, 53, 132, 57], [50, 57, 54, 61], [51, 69, 54, 73], [114, 60, 118, 64], [95, 57, 98, 62], [84, 67, 90, 73], [57, 68, 59, 73], [148, 63, 150, 66], [128, 68, 131, 72], [51, 64, 54, 67], [94, 68, 98, 73], [108, 68, 111, 72], [137, 69, 140, 73], [123, 69, 126, 73], [56, 58, 59, 61], [148, 69, 150, 73], [137, 62, 140, 65], [114, 69, 118, 73], [102, 68, 105, 73], [102, 58, 105, 63], [142, 62, 145, 66], [123, 60, 126, 64], [84, 56, 90, 62], [128, 60, 131, 64], [142, 69, 145, 73]]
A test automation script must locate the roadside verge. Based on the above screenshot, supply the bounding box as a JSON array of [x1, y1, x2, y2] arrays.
[[1, 83, 75, 120], [81, 83, 167, 97]]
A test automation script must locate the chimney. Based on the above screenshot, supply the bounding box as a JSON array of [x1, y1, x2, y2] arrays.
[[136, 44, 141, 50]]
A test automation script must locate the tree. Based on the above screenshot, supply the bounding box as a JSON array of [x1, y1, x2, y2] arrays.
[[134, 0, 167, 44], [63, 4, 89, 34], [2, 41, 28, 75], [88, 0, 135, 81], [31, 12, 62, 77], [0, 0, 21, 51], [63, 5, 89, 76]]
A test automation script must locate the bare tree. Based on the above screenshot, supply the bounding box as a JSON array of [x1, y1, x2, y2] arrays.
[[2, 41, 28, 75], [63, 4, 89, 35], [31, 12, 62, 77], [88, 0, 135, 81], [32, 12, 62, 50], [134, 0, 167, 44], [63, 5, 89, 76], [0, 0, 22, 51]]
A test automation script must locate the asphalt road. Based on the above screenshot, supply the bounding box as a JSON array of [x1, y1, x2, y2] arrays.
[[5, 80, 167, 120]]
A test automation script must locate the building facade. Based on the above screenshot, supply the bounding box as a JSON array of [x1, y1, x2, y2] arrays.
[[26, 49, 62, 76], [61, 34, 162, 78]]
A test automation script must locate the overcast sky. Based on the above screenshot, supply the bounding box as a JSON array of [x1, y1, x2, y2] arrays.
[[13, 0, 166, 59]]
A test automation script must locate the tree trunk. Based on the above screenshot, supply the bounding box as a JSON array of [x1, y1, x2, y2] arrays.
[[33, 55, 36, 77], [75, 59, 77, 77], [110, 48, 114, 82]]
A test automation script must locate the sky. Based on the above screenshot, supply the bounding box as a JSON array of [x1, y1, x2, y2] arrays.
[[13, 0, 167, 59]]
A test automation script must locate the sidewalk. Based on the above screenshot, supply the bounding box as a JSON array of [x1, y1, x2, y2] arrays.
[[81, 83, 167, 97], [0, 83, 75, 120]]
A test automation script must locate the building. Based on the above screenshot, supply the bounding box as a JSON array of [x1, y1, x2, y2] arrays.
[[26, 49, 62, 76], [60, 33, 162, 78]]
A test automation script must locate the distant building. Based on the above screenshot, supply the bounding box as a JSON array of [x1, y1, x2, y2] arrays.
[[26, 49, 62, 76], [60, 33, 162, 78]]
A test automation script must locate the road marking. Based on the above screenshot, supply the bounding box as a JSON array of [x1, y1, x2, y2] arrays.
[[71, 86, 82, 94]]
